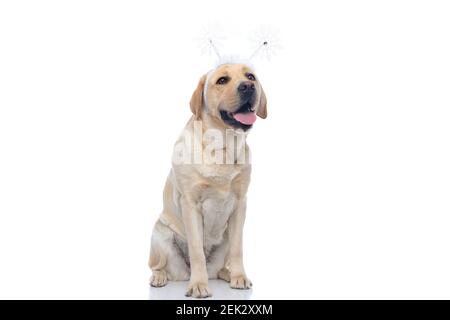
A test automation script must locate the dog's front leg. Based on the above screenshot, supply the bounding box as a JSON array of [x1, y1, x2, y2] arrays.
[[227, 200, 252, 289], [180, 196, 211, 298]]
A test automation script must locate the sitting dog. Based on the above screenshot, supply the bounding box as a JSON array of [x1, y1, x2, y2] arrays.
[[149, 63, 267, 298]]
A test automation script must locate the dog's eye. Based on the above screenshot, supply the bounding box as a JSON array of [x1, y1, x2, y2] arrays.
[[216, 77, 229, 85], [246, 73, 256, 81]]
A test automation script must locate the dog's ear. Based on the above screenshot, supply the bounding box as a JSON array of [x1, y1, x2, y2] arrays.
[[190, 74, 207, 120], [257, 86, 267, 119]]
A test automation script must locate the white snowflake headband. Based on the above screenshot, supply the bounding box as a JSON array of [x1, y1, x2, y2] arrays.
[[195, 25, 281, 67]]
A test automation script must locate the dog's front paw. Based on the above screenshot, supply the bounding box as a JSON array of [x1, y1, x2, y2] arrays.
[[230, 274, 252, 290], [185, 281, 212, 298]]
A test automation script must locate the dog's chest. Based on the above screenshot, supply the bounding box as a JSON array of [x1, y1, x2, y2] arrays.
[[200, 188, 236, 247]]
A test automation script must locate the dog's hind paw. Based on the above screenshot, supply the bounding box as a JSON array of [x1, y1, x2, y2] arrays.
[[217, 268, 231, 282], [230, 274, 252, 290], [150, 270, 168, 287]]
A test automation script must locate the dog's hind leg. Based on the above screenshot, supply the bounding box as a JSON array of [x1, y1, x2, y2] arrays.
[[149, 221, 169, 287], [149, 253, 168, 287], [149, 220, 190, 287], [216, 249, 231, 282], [207, 238, 230, 281]]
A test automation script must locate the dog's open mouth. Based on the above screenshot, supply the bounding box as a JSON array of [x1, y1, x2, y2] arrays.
[[220, 102, 256, 131]]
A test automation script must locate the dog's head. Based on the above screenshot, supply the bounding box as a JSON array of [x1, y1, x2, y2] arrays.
[[190, 63, 267, 131]]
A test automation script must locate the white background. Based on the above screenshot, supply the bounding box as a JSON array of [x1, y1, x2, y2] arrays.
[[1, 1, 449, 299]]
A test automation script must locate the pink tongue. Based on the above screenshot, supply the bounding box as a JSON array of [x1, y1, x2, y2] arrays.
[[233, 112, 257, 125]]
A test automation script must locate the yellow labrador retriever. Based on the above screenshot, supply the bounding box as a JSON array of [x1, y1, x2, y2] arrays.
[[149, 63, 267, 298]]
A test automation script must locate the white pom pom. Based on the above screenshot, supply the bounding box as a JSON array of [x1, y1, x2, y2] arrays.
[[195, 23, 226, 59], [248, 25, 281, 61]]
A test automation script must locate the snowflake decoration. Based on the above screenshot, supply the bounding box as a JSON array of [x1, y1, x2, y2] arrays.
[[248, 26, 281, 61], [195, 24, 227, 59]]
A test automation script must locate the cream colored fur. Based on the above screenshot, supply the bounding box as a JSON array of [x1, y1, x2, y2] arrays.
[[149, 64, 267, 298]]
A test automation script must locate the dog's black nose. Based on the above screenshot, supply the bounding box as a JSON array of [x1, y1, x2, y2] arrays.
[[238, 81, 255, 94]]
